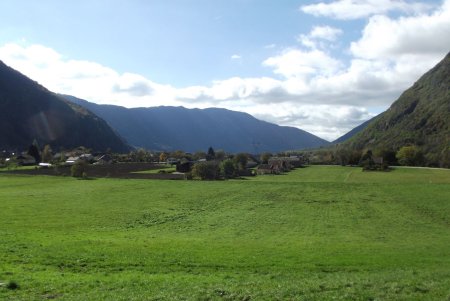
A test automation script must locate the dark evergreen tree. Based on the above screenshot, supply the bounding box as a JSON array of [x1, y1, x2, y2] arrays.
[[206, 146, 215, 161], [27, 144, 41, 163]]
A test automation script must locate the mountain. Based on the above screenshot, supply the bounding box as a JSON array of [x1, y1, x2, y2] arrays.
[[332, 117, 375, 144], [63, 95, 329, 153], [0, 61, 130, 152], [344, 52, 450, 165]]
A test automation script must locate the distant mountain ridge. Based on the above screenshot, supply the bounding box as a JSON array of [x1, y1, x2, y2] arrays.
[[0, 60, 130, 152], [63, 95, 329, 153], [342, 52, 450, 165]]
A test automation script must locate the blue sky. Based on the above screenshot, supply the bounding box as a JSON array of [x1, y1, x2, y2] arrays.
[[1, 0, 324, 85], [0, 0, 449, 140]]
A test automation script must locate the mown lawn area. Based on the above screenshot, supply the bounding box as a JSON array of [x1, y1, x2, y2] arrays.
[[0, 166, 449, 300]]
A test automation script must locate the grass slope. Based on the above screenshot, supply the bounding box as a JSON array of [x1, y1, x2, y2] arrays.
[[0, 166, 449, 300]]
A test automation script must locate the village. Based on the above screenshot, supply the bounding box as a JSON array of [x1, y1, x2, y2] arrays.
[[0, 144, 309, 180]]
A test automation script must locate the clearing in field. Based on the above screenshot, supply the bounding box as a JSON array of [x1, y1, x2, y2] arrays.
[[0, 166, 449, 300]]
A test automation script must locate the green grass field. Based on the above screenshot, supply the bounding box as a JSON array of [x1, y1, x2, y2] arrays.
[[0, 166, 449, 300]]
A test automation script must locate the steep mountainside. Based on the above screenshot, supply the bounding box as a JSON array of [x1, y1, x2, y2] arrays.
[[344, 52, 450, 165], [63, 95, 329, 153], [0, 61, 130, 152], [332, 117, 375, 144]]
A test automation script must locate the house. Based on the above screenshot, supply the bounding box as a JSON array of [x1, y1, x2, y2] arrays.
[[166, 157, 180, 165], [1, 151, 12, 159], [246, 160, 258, 169], [79, 153, 94, 162], [269, 160, 288, 174], [372, 157, 384, 165], [65, 153, 94, 165], [65, 156, 79, 165], [287, 155, 304, 168], [268, 158, 292, 173], [16, 154, 36, 166], [176, 160, 194, 173], [256, 164, 273, 175], [95, 154, 113, 165], [257, 159, 291, 175], [53, 152, 67, 162]]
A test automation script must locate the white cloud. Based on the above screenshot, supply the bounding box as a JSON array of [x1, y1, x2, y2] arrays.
[[0, 43, 178, 108], [297, 25, 343, 50], [177, 77, 282, 102], [345, 0, 450, 92], [263, 49, 342, 79], [301, 0, 433, 20], [350, 4, 450, 59], [248, 104, 374, 141], [309, 25, 343, 41], [112, 73, 155, 97], [231, 54, 242, 59]]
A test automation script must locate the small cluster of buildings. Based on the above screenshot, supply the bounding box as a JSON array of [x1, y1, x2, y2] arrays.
[[1, 151, 36, 166], [256, 156, 304, 175], [2, 147, 306, 178], [165, 155, 306, 176], [63, 153, 113, 165], [1, 150, 114, 167]]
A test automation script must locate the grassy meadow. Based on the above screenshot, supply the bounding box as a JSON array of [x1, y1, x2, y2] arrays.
[[0, 166, 449, 300]]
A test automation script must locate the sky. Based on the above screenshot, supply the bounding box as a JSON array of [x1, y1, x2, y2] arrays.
[[0, 0, 449, 141]]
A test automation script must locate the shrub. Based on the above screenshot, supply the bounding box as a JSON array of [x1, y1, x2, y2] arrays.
[[234, 153, 248, 170], [71, 160, 88, 178], [360, 150, 374, 170], [7, 281, 19, 290], [220, 159, 236, 179], [191, 161, 220, 180], [260, 152, 272, 164], [374, 148, 398, 165], [396, 145, 424, 166]]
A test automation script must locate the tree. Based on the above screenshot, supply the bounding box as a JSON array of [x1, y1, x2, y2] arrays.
[[191, 161, 220, 180], [206, 147, 215, 161], [193, 151, 207, 161], [159, 152, 168, 163], [234, 153, 248, 170], [71, 160, 88, 178], [27, 144, 41, 164], [220, 159, 236, 179], [334, 147, 350, 166], [131, 148, 152, 162], [41, 145, 53, 163], [374, 148, 397, 165], [348, 149, 363, 166], [396, 145, 424, 166], [260, 152, 272, 164], [360, 149, 374, 170], [171, 150, 188, 160], [215, 150, 226, 161]]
